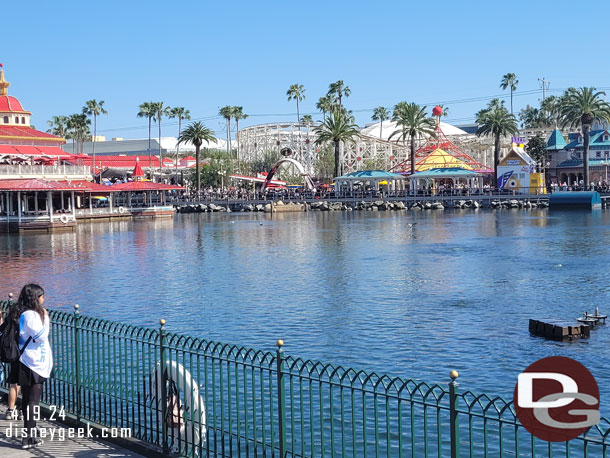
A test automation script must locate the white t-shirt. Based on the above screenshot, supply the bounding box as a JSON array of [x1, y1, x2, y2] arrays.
[[19, 310, 53, 378]]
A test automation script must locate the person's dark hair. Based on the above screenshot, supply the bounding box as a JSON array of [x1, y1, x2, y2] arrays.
[[13, 284, 45, 322]]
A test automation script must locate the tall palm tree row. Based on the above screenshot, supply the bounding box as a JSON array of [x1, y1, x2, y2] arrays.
[[137, 102, 155, 173], [371, 106, 390, 139], [286, 84, 305, 124], [475, 101, 518, 187], [168, 107, 191, 172], [151, 102, 171, 180], [232, 106, 248, 171], [83, 99, 108, 180], [314, 108, 360, 179], [46, 115, 69, 140], [67, 114, 91, 156], [389, 102, 436, 176], [316, 95, 334, 121], [559, 87, 610, 187], [177, 121, 216, 196], [219, 106, 234, 154], [327, 80, 351, 107], [500, 73, 519, 115]]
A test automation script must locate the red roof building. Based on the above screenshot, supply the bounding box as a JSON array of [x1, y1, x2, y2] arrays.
[[78, 155, 161, 171], [0, 67, 66, 150]]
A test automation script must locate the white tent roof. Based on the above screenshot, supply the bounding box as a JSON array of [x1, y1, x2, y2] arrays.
[[360, 120, 468, 141]]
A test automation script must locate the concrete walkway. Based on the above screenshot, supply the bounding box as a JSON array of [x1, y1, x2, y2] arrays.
[[0, 402, 144, 457]]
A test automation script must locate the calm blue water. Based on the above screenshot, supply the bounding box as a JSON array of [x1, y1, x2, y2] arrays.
[[1, 209, 609, 415]]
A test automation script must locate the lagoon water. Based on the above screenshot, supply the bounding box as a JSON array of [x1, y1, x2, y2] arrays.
[[1, 209, 610, 415]]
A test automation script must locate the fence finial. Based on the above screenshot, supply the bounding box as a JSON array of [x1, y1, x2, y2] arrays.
[[8, 293, 13, 300], [450, 370, 459, 380], [74, 304, 80, 311], [160, 319, 166, 326], [276, 339, 284, 347]]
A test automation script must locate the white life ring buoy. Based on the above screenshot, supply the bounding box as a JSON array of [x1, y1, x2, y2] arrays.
[[151, 361, 206, 454], [59, 215, 69, 224], [118, 206, 125, 214]]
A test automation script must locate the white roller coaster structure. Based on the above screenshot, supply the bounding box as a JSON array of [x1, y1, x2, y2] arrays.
[[237, 122, 411, 175], [236, 122, 550, 176]]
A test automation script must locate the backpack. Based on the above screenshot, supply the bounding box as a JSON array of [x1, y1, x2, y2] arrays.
[[0, 315, 31, 363]]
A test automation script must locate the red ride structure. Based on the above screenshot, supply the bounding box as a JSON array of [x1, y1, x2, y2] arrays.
[[390, 106, 491, 174]]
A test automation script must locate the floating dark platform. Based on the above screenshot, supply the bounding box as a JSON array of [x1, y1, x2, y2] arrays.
[[529, 319, 591, 341], [549, 191, 601, 209]]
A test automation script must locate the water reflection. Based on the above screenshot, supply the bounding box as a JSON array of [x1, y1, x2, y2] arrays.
[[0, 209, 609, 415]]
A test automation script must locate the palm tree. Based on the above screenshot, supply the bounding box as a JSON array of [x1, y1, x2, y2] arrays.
[[371, 106, 390, 139], [287, 84, 305, 124], [168, 107, 191, 173], [67, 114, 91, 156], [219, 106, 233, 154], [232, 106, 248, 170], [389, 102, 436, 176], [47, 115, 69, 139], [137, 102, 155, 174], [559, 87, 610, 187], [327, 80, 351, 107], [476, 102, 518, 187], [300, 114, 314, 125], [315, 108, 360, 178], [151, 102, 171, 180], [316, 95, 334, 121], [500, 73, 519, 115], [82, 100, 108, 178], [177, 121, 217, 196]]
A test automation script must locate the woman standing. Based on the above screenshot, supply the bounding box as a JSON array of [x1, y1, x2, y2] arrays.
[[16, 284, 53, 450]]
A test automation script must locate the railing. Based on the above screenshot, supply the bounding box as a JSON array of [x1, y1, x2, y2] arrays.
[[0, 164, 90, 176], [1, 299, 608, 457]]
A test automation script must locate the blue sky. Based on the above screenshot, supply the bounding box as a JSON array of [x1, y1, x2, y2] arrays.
[[3, 0, 610, 139]]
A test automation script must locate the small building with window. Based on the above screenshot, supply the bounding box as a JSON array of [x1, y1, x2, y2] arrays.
[[552, 129, 610, 185]]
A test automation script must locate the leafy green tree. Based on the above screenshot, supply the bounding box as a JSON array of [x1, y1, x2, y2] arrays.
[[327, 80, 351, 107], [525, 134, 548, 170], [372, 106, 390, 138], [559, 87, 610, 186], [314, 144, 335, 180], [315, 108, 360, 178], [83, 100, 108, 176], [500, 73, 519, 115], [168, 107, 191, 171], [316, 95, 334, 121], [251, 150, 281, 174], [476, 101, 519, 186], [287, 84, 305, 124], [178, 121, 217, 195], [219, 106, 233, 154], [518, 105, 548, 128], [363, 156, 386, 170], [137, 102, 155, 170], [197, 151, 234, 187], [389, 102, 436, 176]]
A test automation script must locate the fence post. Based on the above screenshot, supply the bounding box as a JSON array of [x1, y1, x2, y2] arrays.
[[159, 319, 169, 455], [276, 339, 287, 458], [73, 304, 81, 421], [449, 370, 460, 458]]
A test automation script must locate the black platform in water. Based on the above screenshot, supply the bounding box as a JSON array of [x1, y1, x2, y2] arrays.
[[549, 191, 601, 209], [529, 319, 591, 341]]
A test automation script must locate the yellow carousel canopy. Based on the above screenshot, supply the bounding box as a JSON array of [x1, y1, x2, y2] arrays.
[[414, 148, 474, 172]]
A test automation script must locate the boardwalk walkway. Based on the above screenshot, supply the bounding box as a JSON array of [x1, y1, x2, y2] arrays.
[[0, 402, 144, 458]]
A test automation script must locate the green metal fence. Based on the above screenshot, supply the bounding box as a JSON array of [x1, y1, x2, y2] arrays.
[[1, 299, 609, 457]]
